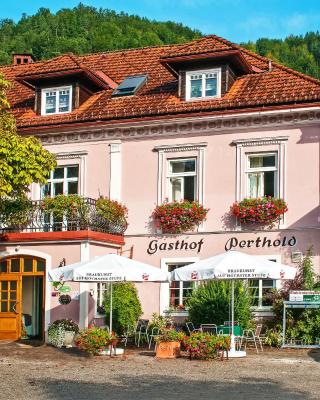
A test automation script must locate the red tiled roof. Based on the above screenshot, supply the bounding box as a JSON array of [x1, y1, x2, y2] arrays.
[[2, 35, 320, 130]]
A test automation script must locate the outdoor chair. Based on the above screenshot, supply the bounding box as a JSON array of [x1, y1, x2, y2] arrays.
[[135, 319, 149, 347], [200, 324, 218, 335], [186, 322, 201, 335], [148, 326, 160, 350], [240, 324, 264, 353], [123, 324, 136, 347]]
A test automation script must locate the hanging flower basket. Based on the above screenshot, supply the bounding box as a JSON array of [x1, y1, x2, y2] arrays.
[[230, 196, 288, 228], [152, 200, 209, 234]]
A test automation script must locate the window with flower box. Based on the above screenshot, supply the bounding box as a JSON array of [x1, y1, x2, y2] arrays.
[[41, 86, 72, 115], [167, 158, 197, 202], [246, 153, 278, 198]]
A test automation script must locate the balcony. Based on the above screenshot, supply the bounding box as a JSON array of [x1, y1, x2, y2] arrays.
[[0, 197, 127, 236]]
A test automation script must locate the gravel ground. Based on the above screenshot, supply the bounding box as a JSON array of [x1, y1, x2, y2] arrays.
[[0, 341, 319, 400]]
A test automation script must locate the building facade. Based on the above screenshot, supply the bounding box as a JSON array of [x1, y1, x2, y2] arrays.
[[1, 35, 320, 340]]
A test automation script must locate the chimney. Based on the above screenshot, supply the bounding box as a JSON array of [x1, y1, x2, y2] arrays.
[[12, 53, 35, 66], [268, 59, 273, 72]]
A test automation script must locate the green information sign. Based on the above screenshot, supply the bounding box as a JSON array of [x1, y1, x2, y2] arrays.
[[59, 285, 71, 293], [303, 294, 320, 302]]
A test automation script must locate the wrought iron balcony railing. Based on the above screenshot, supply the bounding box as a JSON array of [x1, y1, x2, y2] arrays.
[[0, 197, 127, 235]]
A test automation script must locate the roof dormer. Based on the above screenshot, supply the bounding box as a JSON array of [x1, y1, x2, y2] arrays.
[[15, 53, 116, 116], [161, 36, 252, 101]]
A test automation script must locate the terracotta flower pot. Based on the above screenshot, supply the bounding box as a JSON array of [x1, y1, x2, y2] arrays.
[[156, 341, 181, 359]]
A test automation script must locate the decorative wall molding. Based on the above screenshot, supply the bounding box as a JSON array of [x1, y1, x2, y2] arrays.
[[232, 136, 289, 147], [39, 108, 320, 145], [55, 151, 88, 159], [154, 142, 208, 152]]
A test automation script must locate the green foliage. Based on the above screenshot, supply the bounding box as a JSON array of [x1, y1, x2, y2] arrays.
[[96, 197, 128, 230], [75, 326, 114, 355], [149, 312, 173, 331], [187, 280, 252, 328], [264, 326, 283, 348], [104, 283, 142, 335], [49, 318, 79, 333], [155, 328, 185, 343], [266, 248, 320, 345], [0, 74, 56, 198], [0, 4, 201, 64], [0, 196, 32, 228], [242, 32, 320, 79], [42, 194, 89, 220], [183, 332, 231, 359]]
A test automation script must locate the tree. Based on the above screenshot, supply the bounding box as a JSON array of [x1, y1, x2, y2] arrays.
[[104, 283, 142, 334], [0, 74, 56, 198], [187, 280, 252, 328]]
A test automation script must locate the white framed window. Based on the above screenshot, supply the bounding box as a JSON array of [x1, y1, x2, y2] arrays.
[[96, 283, 108, 315], [245, 153, 278, 198], [248, 257, 278, 309], [186, 68, 221, 101], [42, 165, 79, 198], [160, 257, 199, 315], [41, 86, 72, 115], [167, 158, 197, 202], [168, 264, 197, 309]]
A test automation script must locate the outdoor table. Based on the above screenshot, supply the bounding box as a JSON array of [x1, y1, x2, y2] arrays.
[[217, 325, 243, 336]]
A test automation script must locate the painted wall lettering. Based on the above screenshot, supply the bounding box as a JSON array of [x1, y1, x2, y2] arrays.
[[224, 236, 297, 251], [147, 238, 204, 255]]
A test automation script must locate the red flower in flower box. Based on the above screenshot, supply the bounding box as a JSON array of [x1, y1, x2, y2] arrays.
[[230, 196, 288, 228]]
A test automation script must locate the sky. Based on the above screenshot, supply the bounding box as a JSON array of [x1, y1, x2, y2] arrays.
[[1, 0, 320, 43]]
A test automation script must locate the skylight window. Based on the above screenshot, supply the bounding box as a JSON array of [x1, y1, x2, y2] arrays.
[[112, 75, 147, 97]]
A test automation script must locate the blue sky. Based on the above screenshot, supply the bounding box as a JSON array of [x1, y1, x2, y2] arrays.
[[2, 1, 320, 43]]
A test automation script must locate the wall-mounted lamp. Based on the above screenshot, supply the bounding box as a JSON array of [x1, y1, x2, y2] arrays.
[[59, 258, 66, 268], [89, 289, 94, 297]]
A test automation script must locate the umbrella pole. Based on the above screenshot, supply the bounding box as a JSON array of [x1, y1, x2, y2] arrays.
[[230, 280, 235, 351], [109, 282, 113, 333]]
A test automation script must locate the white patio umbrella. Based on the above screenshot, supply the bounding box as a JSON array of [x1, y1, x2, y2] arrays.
[[171, 250, 296, 358], [49, 253, 169, 332]]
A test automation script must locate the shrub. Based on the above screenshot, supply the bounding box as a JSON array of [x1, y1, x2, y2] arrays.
[[266, 248, 320, 345], [152, 200, 209, 234], [183, 332, 230, 359], [0, 196, 33, 229], [49, 319, 79, 333], [155, 328, 185, 343], [187, 280, 252, 328], [104, 283, 142, 335], [231, 196, 288, 227], [75, 327, 114, 355], [96, 197, 128, 230], [149, 312, 174, 331]]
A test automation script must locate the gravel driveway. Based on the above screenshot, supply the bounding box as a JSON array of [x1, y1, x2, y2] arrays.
[[0, 341, 319, 400]]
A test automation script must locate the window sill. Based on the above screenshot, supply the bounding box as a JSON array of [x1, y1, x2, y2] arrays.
[[185, 95, 221, 102]]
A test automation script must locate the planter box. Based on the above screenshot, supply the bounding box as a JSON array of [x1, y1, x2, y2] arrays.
[[156, 341, 181, 359]]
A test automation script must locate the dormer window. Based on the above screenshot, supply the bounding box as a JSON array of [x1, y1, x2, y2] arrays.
[[186, 68, 221, 101], [41, 86, 72, 115]]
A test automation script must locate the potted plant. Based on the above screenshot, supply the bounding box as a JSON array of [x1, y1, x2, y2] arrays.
[[0, 196, 33, 231], [230, 196, 288, 228], [96, 197, 128, 234], [152, 200, 209, 234], [155, 328, 185, 359], [48, 319, 79, 348], [75, 326, 116, 355], [183, 332, 231, 360]]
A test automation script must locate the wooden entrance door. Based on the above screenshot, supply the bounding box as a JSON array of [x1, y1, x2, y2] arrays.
[[0, 275, 21, 340]]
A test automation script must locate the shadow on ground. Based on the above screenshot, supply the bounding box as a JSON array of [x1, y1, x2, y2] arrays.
[[308, 349, 320, 363], [33, 374, 310, 400]]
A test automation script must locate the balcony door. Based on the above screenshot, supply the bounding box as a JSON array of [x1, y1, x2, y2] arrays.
[[0, 257, 45, 340]]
